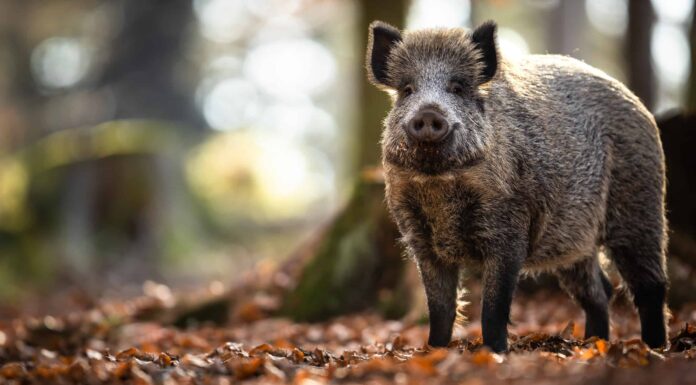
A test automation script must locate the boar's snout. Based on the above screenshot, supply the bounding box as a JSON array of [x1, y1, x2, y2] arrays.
[[406, 109, 451, 143]]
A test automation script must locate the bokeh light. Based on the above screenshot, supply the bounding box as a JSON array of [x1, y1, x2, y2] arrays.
[[193, 0, 252, 43], [242, 0, 301, 19], [498, 28, 531, 61], [244, 39, 336, 100], [585, 0, 628, 37], [186, 131, 334, 220], [257, 101, 338, 146], [651, 23, 691, 87], [254, 133, 334, 208], [31, 37, 92, 89], [407, 0, 471, 29], [200, 77, 261, 131], [651, 0, 694, 24], [249, 16, 310, 45]]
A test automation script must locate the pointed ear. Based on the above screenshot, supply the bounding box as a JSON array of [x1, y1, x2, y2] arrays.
[[366, 21, 402, 88], [471, 20, 498, 84]]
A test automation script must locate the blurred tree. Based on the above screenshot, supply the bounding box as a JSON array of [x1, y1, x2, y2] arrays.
[[99, 0, 201, 126], [354, 2, 401, 170], [625, 0, 655, 110], [0, 0, 38, 149], [622, 0, 696, 306], [282, 0, 410, 322], [689, 6, 696, 112], [659, 10, 696, 306], [547, 0, 586, 57], [658, 112, 696, 306], [57, 0, 201, 279], [0, 0, 206, 288]]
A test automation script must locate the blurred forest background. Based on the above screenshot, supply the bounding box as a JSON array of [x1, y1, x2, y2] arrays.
[[0, 0, 695, 314]]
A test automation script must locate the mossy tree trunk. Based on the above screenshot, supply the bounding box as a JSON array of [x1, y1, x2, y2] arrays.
[[281, 0, 410, 321], [281, 177, 408, 321]]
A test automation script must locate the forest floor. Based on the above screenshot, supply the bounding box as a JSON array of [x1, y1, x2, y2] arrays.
[[1, 265, 696, 385]]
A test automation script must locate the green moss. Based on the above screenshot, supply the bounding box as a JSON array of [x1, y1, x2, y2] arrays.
[[281, 179, 408, 321]]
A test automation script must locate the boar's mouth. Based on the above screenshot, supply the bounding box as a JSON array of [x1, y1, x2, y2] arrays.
[[414, 153, 483, 175], [384, 141, 483, 175]]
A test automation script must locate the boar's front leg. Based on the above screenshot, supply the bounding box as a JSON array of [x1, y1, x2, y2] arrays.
[[481, 244, 523, 353], [417, 257, 459, 347]]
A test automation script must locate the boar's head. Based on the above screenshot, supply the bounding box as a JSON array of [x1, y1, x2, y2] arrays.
[[367, 21, 499, 175]]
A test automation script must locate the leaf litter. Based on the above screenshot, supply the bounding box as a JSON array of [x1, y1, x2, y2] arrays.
[[1, 268, 696, 384]]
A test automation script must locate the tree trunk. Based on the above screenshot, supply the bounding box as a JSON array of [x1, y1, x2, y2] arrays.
[[657, 112, 696, 307], [281, 176, 408, 321], [0, 0, 39, 148], [547, 0, 587, 57], [656, 10, 696, 307], [281, 0, 409, 321], [56, 0, 199, 279], [688, 7, 696, 112], [626, 0, 655, 111], [99, 0, 202, 127], [355, 1, 408, 170]]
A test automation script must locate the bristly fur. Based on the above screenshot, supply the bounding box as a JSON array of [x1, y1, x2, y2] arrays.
[[367, 20, 670, 352]]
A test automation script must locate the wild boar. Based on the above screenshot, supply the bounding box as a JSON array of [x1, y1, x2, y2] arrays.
[[366, 20, 669, 352]]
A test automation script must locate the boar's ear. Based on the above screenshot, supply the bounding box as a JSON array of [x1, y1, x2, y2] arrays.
[[471, 20, 498, 84], [367, 21, 402, 88]]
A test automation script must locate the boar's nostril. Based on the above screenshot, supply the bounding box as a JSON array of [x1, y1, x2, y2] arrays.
[[406, 109, 450, 143]]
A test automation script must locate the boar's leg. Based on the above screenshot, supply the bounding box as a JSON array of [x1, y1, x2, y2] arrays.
[[481, 253, 522, 353], [417, 258, 459, 347], [556, 256, 612, 340], [605, 187, 668, 347], [607, 244, 668, 349], [604, 147, 669, 348]]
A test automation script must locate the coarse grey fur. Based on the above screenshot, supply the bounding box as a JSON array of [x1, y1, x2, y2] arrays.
[[366, 20, 669, 352]]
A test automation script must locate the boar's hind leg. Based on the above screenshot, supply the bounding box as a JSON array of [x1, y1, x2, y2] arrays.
[[607, 241, 668, 348], [417, 258, 459, 348], [605, 175, 668, 349], [556, 256, 612, 340]]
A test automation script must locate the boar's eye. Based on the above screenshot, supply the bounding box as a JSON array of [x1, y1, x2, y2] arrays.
[[400, 84, 414, 98], [448, 81, 465, 97]]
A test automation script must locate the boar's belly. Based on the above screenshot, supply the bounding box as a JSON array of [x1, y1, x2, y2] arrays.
[[523, 218, 600, 271]]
